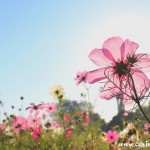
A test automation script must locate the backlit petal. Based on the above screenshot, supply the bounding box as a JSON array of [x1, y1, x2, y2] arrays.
[[121, 39, 139, 58], [134, 53, 150, 72], [102, 37, 123, 61], [99, 75, 120, 100], [85, 68, 106, 84], [131, 69, 150, 97], [89, 48, 113, 67]]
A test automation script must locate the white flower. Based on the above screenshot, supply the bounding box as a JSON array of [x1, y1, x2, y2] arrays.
[[100, 132, 107, 142], [119, 131, 126, 139], [51, 127, 64, 138], [50, 85, 64, 99], [127, 123, 135, 130], [122, 128, 129, 134], [4, 125, 13, 136]]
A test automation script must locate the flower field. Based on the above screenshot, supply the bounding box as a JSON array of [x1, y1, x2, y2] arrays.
[[0, 88, 150, 150]]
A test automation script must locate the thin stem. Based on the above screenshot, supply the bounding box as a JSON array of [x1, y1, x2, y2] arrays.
[[82, 83, 95, 149], [58, 97, 65, 130], [128, 73, 138, 100], [129, 73, 150, 123], [21, 100, 24, 117], [137, 101, 150, 123]]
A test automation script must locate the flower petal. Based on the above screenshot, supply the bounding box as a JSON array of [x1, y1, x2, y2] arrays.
[[131, 69, 150, 98], [85, 68, 106, 84], [89, 48, 113, 67], [134, 53, 150, 72], [121, 39, 139, 58], [121, 93, 135, 105], [99, 75, 120, 100], [121, 70, 150, 104], [102, 37, 123, 61]]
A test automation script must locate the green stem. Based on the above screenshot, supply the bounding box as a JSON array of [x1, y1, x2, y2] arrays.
[[137, 102, 150, 123]]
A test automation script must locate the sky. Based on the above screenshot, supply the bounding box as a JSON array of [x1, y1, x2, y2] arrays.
[[0, 0, 150, 122]]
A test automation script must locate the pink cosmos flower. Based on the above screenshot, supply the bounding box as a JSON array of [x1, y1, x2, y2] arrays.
[[52, 119, 60, 128], [144, 123, 150, 130], [63, 115, 70, 122], [65, 126, 74, 139], [123, 111, 129, 116], [42, 102, 57, 114], [83, 116, 91, 125], [81, 111, 89, 117], [81, 111, 91, 125], [27, 113, 42, 129], [31, 127, 43, 141], [0, 124, 4, 131], [26, 103, 44, 115], [74, 71, 87, 85], [106, 130, 118, 143], [12, 116, 28, 134], [85, 37, 150, 104], [42, 114, 46, 120]]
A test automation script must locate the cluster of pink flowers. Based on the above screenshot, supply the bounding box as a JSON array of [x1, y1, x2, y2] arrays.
[[0, 98, 92, 141], [12, 116, 28, 134], [75, 37, 150, 105], [7, 102, 58, 140]]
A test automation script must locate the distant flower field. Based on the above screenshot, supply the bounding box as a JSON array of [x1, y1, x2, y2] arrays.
[[0, 84, 149, 150]]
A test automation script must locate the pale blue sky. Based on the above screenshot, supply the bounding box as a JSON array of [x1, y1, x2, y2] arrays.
[[0, 0, 150, 122]]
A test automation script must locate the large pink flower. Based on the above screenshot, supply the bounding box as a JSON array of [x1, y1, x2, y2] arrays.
[[85, 37, 150, 104]]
